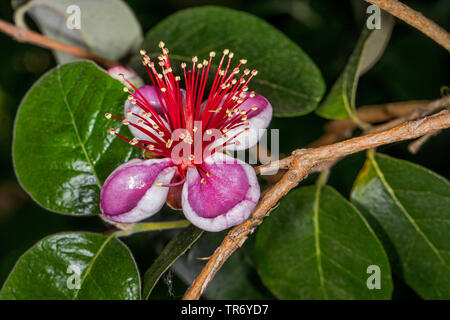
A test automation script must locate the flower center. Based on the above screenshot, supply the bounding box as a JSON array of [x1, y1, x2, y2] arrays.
[[106, 42, 260, 183]]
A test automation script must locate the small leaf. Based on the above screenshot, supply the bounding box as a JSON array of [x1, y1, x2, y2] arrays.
[[351, 152, 450, 299], [316, 11, 394, 122], [14, 0, 143, 64], [143, 225, 203, 299], [255, 184, 393, 299], [172, 231, 273, 299], [0, 232, 140, 300], [143, 6, 325, 117], [13, 61, 139, 215]]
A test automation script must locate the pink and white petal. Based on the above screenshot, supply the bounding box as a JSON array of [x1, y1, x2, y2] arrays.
[[181, 153, 260, 232], [100, 158, 176, 223], [107, 66, 144, 89], [224, 93, 272, 151], [206, 93, 272, 151]]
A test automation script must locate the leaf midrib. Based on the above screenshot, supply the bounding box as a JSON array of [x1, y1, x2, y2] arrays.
[[56, 66, 102, 189], [368, 152, 448, 268], [71, 235, 114, 300]]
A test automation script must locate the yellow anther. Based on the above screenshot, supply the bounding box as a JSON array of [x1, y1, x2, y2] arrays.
[[240, 59, 247, 64], [252, 70, 258, 76], [161, 88, 167, 92], [175, 76, 181, 81], [137, 119, 144, 125], [192, 56, 198, 63], [122, 120, 130, 125], [109, 128, 115, 135], [197, 64, 203, 69], [193, 126, 198, 132], [153, 124, 159, 130], [223, 49, 230, 55], [206, 129, 212, 135], [140, 49, 147, 55], [181, 62, 187, 68], [241, 115, 247, 121], [244, 69, 250, 75], [206, 172, 212, 177], [201, 178, 206, 184], [155, 181, 163, 186], [166, 139, 173, 148], [158, 41, 165, 48], [229, 52, 234, 58], [210, 51, 216, 57], [251, 106, 258, 111], [129, 138, 138, 145], [123, 87, 129, 92], [126, 110, 132, 115], [105, 113, 112, 119], [158, 131, 164, 137], [118, 73, 124, 79], [148, 145, 155, 150], [189, 154, 195, 161]]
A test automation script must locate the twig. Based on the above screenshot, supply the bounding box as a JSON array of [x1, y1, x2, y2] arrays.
[[408, 131, 439, 154], [364, 0, 450, 53], [183, 111, 450, 299], [0, 19, 118, 68]]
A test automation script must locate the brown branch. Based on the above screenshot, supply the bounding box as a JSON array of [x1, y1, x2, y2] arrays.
[[364, 0, 450, 53], [0, 19, 118, 68], [183, 111, 450, 300]]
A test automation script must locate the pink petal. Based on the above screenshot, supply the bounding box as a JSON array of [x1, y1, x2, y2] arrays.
[[100, 158, 176, 223], [107, 66, 144, 89], [207, 93, 273, 151], [182, 153, 260, 232]]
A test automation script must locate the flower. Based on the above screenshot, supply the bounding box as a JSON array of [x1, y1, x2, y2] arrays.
[[101, 42, 272, 232]]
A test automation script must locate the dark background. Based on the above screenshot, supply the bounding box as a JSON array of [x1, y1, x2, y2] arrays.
[[0, 0, 448, 299]]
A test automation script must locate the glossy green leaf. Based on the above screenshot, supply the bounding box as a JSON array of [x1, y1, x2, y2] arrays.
[[351, 152, 450, 299], [13, 61, 139, 215], [143, 225, 203, 299], [14, 0, 143, 64], [143, 6, 325, 117], [255, 183, 393, 299], [0, 232, 140, 300], [172, 231, 273, 299], [316, 12, 394, 122]]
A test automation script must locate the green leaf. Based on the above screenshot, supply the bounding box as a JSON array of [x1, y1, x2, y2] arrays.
[[14, 0, 143, 64], [142, 6, 325, 117], [316, 12, 394, 122], [172, 231, 273, 299], [13, 61, 139, 215], [255, 183, 393, 299], [143, 225, 203, 299], [351, 151, 450, 299], [0, 232, 140, 300]]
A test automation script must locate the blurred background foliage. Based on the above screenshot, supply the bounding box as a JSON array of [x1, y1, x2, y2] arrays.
[[0, 0, 448, 299]]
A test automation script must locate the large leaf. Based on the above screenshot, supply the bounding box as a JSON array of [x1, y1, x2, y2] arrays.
[[13, 61, 139, 215], [0, 232, 140, 300], [255, 183, 393, 299], [14, 0, 143, 64], [316, 11, 394, 122], [143, 6, 325, 117], [143, 225, 203, 299], [351, 152, 450, 299], [172, 231, 273, 299]]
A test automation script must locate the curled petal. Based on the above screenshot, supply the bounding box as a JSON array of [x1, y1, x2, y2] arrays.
[[182, 153, 260, 232], [100, 158, 176, 223], [225, 93, 272, 151], [107, 66, 144, 89], [207, 93, 273, 151]]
